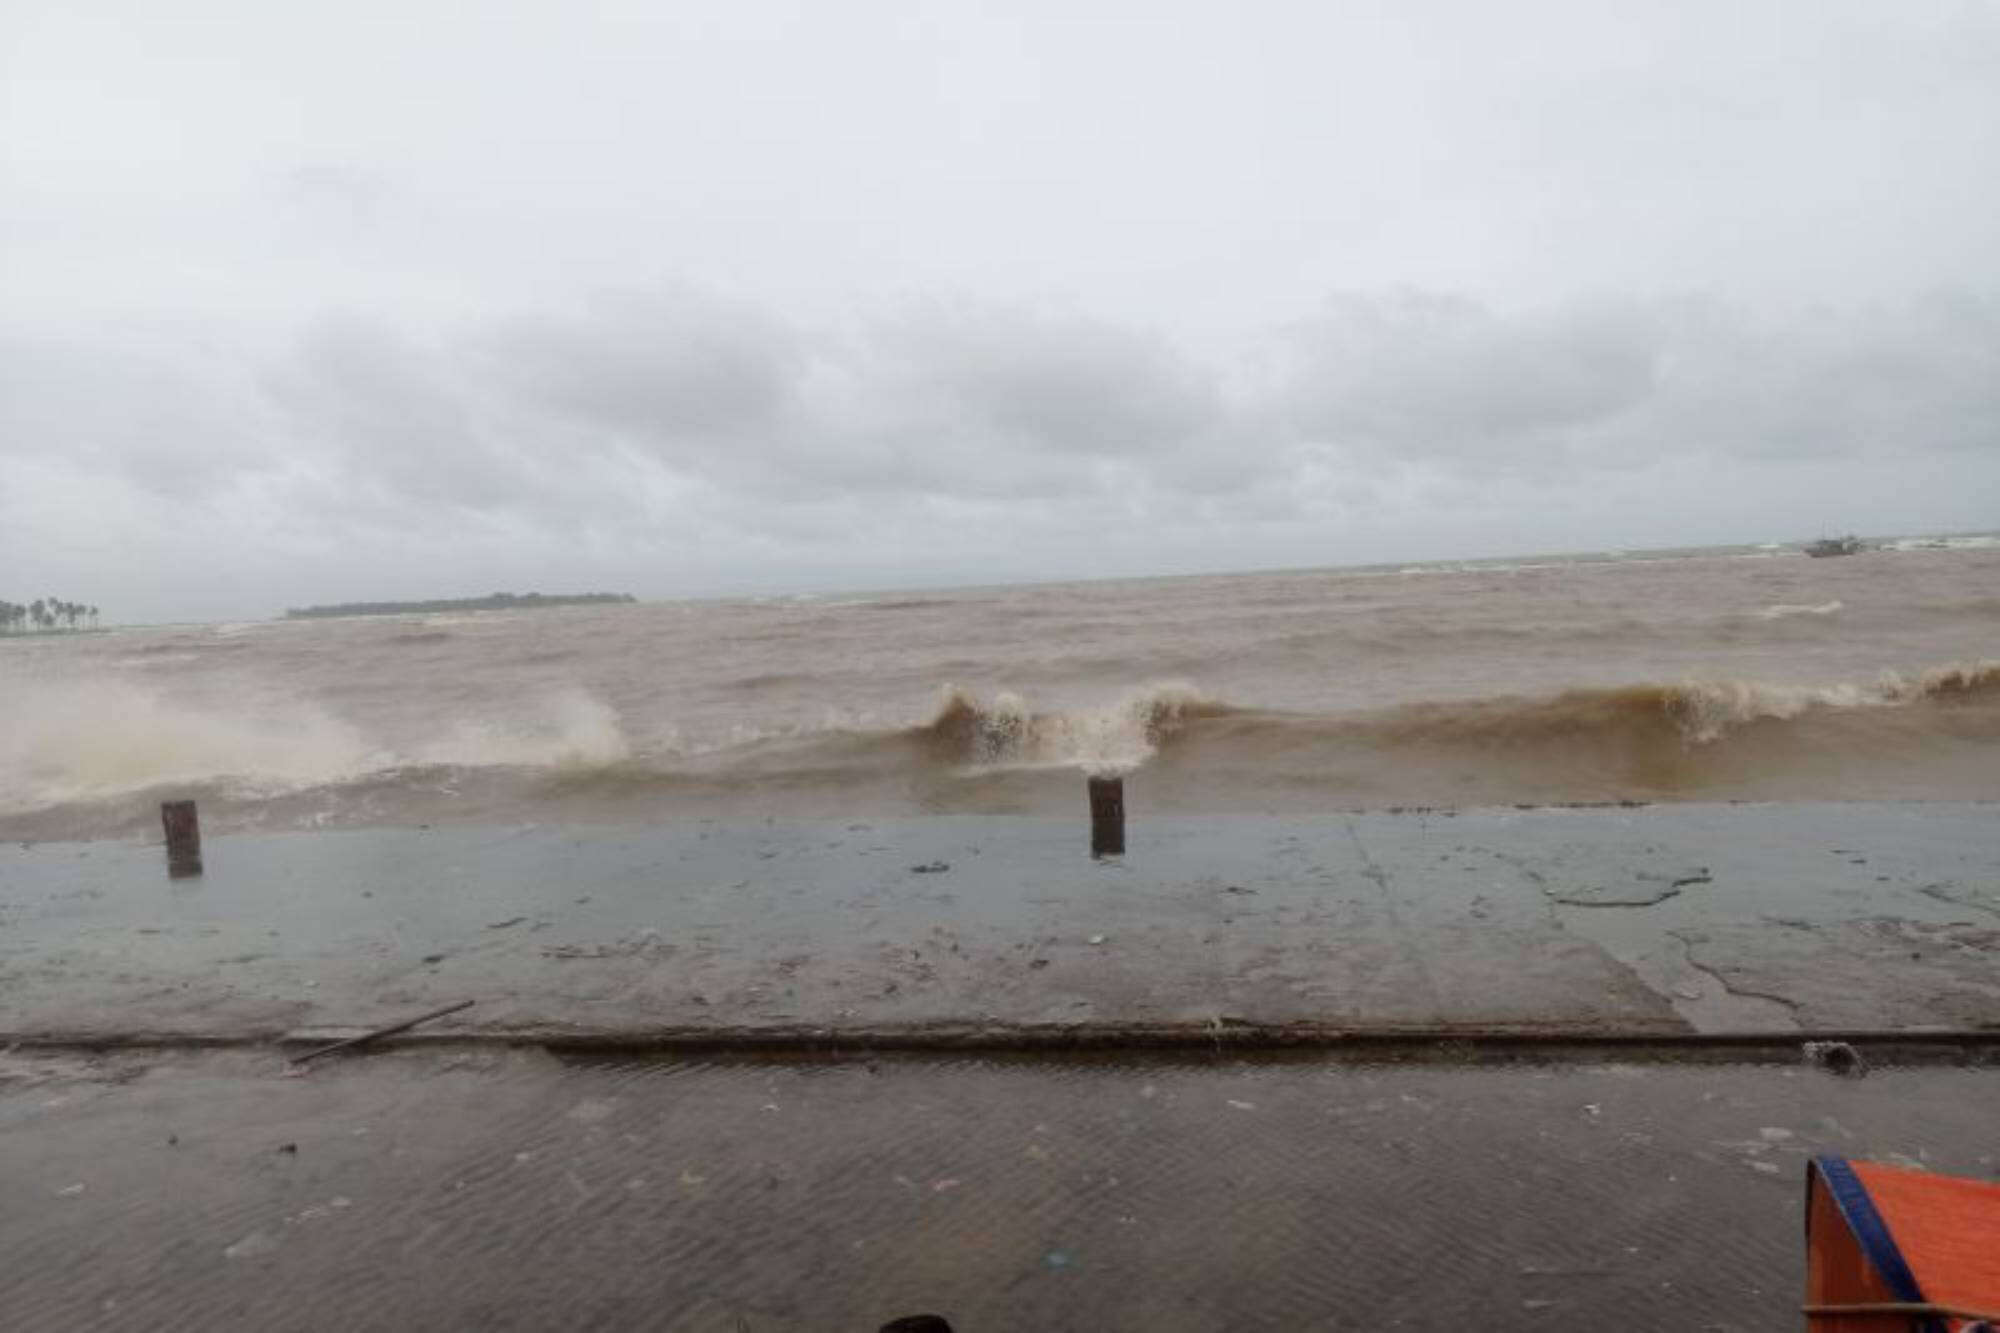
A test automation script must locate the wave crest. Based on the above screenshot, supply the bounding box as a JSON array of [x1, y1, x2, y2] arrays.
[[1885, 661, 2000, 703], [919, 682, 1226, 774], [1368, 662, 2000, 748], [3, 662, 1995, 834], [1756, 600, 1842, 620]]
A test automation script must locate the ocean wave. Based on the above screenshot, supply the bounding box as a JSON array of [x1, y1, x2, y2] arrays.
[[1895, 660, 2000, 702], [915, 682, 1226, 775], [856, 598, 959, 613], [1296, 662, 2000, 749], [411, 690, 633, 768], [1755, 600, 1842, 620], [0, 681, 633, 814], [1886, 534, 2000, 552], [3, 664, 1995, 834], [115, 651, 205, 668], [1910, 595, 2000, 618], [0, 680, 380, 814], [424, 662, 2000, 787]]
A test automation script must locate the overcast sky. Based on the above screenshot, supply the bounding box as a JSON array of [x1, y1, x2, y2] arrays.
[[3, 0, 1997, 621]]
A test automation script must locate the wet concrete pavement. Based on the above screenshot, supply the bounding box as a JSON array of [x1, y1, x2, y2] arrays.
[[4, 1046, 1997, 1331], [7, 807, 1998, 1329], [3, 805, 1998, 1043]]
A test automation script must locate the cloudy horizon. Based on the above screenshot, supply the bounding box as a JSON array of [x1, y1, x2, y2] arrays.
[[4, 0, 1997, 622]]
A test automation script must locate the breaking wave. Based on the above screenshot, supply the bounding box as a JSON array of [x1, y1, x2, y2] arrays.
[[917, 682, 1226, 774], [906, 663, 2000, 761], [2, 664, 1995, 838], [0, 682, 631, 816], [414, 691, 632, 769]]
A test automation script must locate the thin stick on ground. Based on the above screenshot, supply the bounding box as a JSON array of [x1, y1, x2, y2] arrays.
[[290, 1000, 476, 1064]]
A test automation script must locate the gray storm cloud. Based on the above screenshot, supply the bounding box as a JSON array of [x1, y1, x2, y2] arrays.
[[5, 285, 1996, 618], [1278, 292, 1666, 464], [2, 1, 1996, 619]]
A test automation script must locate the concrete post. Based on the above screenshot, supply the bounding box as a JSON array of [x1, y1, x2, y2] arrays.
[[161, 800, 202, 878], [1088, 775, 1125, 858]]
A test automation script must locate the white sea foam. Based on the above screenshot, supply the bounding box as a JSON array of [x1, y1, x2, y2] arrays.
[[1669, 661, 2000, 743], [928, 681, 1218, 776], [414, 690, 633, 768], [1755, 600, 1842, 620]]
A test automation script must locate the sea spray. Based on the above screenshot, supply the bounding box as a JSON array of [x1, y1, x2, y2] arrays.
[[0, 680, 634, 812], [414, 689, 633, 768], [0, 678, 379, 812]]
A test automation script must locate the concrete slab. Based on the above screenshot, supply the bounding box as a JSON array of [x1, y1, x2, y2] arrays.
[[3, 1047, 1997, 1331], [2, 805, 1996, 1041]]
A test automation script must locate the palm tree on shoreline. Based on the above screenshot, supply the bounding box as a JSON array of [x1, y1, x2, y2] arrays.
[[0, 596, 103, 634]]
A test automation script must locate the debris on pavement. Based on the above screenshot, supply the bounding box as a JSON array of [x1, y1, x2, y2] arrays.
[[290, 999, 476, 1065], [1803, 1040, 1867, 1077]]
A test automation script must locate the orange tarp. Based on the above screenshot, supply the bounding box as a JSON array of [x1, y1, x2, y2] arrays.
[[1806, 1157, 2000, 1332]]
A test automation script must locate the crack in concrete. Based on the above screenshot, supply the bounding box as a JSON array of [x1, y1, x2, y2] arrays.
[[1917, 882, 2000, 925], [1668, 930, 1802, 1021], [1341, 819, 1446, 1018], [1493, 852, 1694, 909], [1490, 851, 1548, 889], [1551, 888, 1682, 909]]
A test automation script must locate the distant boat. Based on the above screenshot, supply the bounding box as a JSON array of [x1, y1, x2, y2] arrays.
[[1804, 535, 1865, 558]]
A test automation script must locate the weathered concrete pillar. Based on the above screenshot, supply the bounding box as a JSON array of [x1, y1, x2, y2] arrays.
[[1088, 775, 1125, 858], [161, 800, 202, 878]]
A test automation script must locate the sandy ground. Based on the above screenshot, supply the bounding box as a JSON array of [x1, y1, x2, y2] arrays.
[[3, 1046, 1997, 1331], [3, 805, 1998, 1042]]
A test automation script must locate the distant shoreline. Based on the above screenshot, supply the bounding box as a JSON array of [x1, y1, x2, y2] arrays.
[[283, 592, 637, 620]]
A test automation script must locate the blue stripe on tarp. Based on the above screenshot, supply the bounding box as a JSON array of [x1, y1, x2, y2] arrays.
[[1813, 1156, 1947, 1333]]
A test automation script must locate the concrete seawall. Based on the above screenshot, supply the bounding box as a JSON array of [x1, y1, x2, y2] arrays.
[[4, 803, 1996, 1047]]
